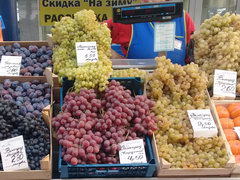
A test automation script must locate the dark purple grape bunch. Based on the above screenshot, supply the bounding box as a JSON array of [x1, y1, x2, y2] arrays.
[[0, 99, 50, 170], [0, 79, 51, 118], [0, 42, 52, 76]]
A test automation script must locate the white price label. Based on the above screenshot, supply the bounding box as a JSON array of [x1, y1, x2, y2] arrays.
[[187, 109, 218, 138], [174, 39, 182, 50], [154, 22, 175, 52], [75, 42, 98, 66], [0, 56, 22, 76], [234, 127, 240, 139], [0, 136, 29, 171], [119, 139, 147, 164], [213, 69, 237, 99]]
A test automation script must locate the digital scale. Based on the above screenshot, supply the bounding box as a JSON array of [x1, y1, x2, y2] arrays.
[[112, 0, 183, 24], [111, 0, 184, 70]]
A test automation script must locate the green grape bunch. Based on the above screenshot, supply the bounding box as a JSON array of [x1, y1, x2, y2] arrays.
[[111, 68, 148, 82], [192, 13, 240, 87], [147, 56, 229, 168], [51, 9, 112, 92]]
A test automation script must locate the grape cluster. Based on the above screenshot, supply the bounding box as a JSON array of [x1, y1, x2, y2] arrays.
[[147, 56, 229, 168], [51, 9, 112, 92], [0, 100, 50, 170], [52, 80, 157, 165], [111, 69, 147, 82], [0, 42, 52, 76], [192, 13, 240, 87], [0, 79, 51, 118]]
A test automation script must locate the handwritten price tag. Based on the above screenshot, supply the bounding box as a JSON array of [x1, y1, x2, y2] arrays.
[[213, 69, 237, 99], [0, 136, 29, 171], [75, 42, 98, 66], [234, 127, 240, 139], [0, 56, 22, 76], [119, 139, 147, 164], [187, 109, 218, 138]]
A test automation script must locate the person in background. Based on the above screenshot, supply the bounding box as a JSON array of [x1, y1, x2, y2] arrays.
[[106, 0, 195, 65], [0, 16, 4, 41]]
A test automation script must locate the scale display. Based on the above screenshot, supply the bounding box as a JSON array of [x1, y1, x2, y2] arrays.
[[113, 0, 183, 24]]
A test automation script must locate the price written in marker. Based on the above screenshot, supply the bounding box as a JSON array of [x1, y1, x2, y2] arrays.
[[213, 69, 237, 99], [0, 56, 22, 76], [0, 136, 29, 171], [119, 139, 147, 164], [75, 42, 98, 66], [187, 109, 218, 138]]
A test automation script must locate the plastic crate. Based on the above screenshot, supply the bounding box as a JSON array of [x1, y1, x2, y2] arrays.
[[61, 77, 143, 100], [59, 136, 156, 178], [58, 77, 156, 178]]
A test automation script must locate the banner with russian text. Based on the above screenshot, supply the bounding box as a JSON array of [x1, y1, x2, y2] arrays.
[[39, 0, 141, 26]]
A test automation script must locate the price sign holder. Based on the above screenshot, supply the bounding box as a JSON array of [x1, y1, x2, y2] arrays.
[[75, 42, 98, 66], [234, 127, 240, 139], [119, 139, 147, 164], [213, 69, 237, 100], [187, 109, 218, 138], [154, 22, 175, 52], [0, 56, 22, 76], [0, 136, 29, 171]]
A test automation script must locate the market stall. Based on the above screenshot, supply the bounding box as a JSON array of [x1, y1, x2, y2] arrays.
[[0, 0, 240, 179]]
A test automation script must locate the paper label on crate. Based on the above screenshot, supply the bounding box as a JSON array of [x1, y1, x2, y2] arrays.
[[119, 139, 147, 164], [213, 69, 237, 99], [234, 127, 240, 139], [154, 22, 175, 52], [187, 109, 218, 138], [0, 136, 29, 171], [75, 42, 98, 66], [0, 56, 22, 76]]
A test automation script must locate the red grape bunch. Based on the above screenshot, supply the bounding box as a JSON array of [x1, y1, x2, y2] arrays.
[[52, 80, 158, 165]]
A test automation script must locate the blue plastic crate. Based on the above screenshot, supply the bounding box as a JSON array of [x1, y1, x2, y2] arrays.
[[58, 77, 156, 178], [61, 77, 143, 99], [59, 136, 156, 178]]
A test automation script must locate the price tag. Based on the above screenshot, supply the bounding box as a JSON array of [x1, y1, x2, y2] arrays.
[[119, 139, 147, 164], [174, 39, 182, 50], [75, 42, 98, 66], [0, 136, 29, 171], [234, 127, 240, 139], [0, 56, 22, 76], [213, 69, 237, 99], [154, 22, 175, 52], [187, 109, 218, 138]]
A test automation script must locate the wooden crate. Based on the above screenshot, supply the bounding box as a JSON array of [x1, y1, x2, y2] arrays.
[[0, 105, 52, 179], [0, 41, 59, 87], [212, 99, 240, 175], [0, 75, 53, 179], [153, 98, 236, 177]]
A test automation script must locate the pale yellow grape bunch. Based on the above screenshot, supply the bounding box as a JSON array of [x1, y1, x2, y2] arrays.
[[147, 56, 229, 168], [51, 9, 112, 91], [74, 52, 113, 92], [192, 13, 240, 87], [111, 68, 147, 81]]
